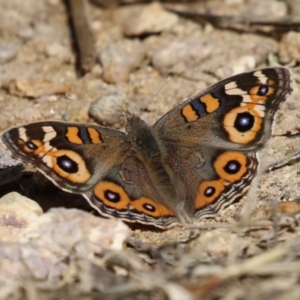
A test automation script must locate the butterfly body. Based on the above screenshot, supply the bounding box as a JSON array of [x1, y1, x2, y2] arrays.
[[2, 67, 292, 229]]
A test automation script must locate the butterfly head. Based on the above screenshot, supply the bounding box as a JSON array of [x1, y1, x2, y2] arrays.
[[125, 114, 147, 132]]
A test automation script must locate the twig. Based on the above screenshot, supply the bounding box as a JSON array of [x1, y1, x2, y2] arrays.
[[167, 9, 300, 29], [68, 0, 95, 73]]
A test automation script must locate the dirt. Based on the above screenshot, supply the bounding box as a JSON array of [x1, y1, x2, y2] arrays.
[[0, 0, 300, 299]]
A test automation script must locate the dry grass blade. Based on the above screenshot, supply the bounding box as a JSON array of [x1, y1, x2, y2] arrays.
[[268, 149, 300, 171]]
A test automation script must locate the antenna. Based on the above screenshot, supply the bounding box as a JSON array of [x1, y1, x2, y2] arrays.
[[153, 72, 173, 100], [140, 72, 173, 115]]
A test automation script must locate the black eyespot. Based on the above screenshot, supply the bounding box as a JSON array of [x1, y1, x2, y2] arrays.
[[204, 187, 216, 197], [258, 84, 269, 96], [143, 203, 156, 212], [234, 112, 254, 132], [57, 155, 78, 173], [25, 141, 38, 150], [104, 190, 120, 203], [224, 160, 241, 174]]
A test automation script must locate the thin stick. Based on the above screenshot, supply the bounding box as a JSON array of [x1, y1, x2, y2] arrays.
[[69, 0, 95, 73]]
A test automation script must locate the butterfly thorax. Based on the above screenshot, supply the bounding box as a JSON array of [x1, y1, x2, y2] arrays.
[[126, 115, 166, 167]]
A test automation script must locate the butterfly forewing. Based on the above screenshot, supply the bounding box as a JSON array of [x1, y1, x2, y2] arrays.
[[2, 122, 129, 192], [155, 67, 292, 151]]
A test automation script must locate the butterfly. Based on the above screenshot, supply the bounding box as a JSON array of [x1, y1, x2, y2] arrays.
[[1, 67, 292, 229]]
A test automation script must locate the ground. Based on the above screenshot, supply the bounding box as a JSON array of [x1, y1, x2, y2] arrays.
[[0, 0, 300, 299]]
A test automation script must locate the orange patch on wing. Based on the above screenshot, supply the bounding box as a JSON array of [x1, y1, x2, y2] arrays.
[[182, 104, 198, 122], [214, 151, 247, 182], [51, 149, 91, 183], [19, 138, 49, 156], [200, 94, 220, 113], [18, 138, 43, 153], [66, 127, 83, 144], [223, 105, 262, 144], [249, 85, 274, 103], [87, 128, 102, 144], [249, 86, 266, 103], [18, 137, 91, 183], [195, 179, 225, 209], [94, 181, 131, 210], [93, 181, 174, 218], [132, 197, 174, 218]]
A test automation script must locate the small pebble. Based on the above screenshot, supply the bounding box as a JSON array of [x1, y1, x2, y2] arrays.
[[45, 42, 68, 58], [151, 39, 211, 74], [98, 39, 145, 83], [121, 2, 179, 37], [0, 192, 43, 242], [18, 26, 35, 40], [89, 92, 127, 128], [278, 31, 300, 64], [215, 55, 256, 78], [0, 42, 21, 64]]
